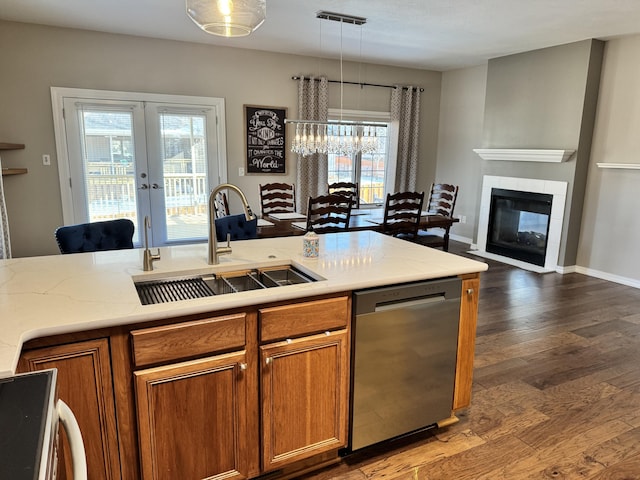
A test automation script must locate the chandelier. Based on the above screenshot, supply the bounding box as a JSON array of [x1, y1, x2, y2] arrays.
[[286, 119, 381, 157], [287, 12, 381, 157], [186, 0, 266, 37]]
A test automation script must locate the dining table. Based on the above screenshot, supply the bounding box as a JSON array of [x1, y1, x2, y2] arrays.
[[257, 209, 459, 245]]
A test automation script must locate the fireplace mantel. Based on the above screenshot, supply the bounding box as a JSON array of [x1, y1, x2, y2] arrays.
[[473, 149, 576, 163]]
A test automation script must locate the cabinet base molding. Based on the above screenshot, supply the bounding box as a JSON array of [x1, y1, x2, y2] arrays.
[[262, 450, 342, 480], [437, 415, 460, 429]]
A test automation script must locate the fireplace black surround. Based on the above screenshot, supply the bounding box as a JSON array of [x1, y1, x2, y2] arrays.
[[486, 188, 553, 267]]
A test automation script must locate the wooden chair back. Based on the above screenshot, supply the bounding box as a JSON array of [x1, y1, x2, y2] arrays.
[[382, 191, 425, 238], [328, 182, 359, 208], [426, 183, 458, 217], [259, 183, 296, 216], [214, 191, 230, 219], [417, 183, 459, 251], [306, 194, 352, 233]]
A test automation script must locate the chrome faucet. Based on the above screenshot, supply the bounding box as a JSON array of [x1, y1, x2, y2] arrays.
[[143, 216, 161, 271], [208, 183, 255, 265]]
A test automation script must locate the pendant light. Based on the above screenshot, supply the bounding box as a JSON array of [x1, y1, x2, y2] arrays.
[[186, 0, 266, 37], [286, 11, 381, 157]]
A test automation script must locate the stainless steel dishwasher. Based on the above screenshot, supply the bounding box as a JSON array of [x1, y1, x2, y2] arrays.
[[349, 277, 462, 451]]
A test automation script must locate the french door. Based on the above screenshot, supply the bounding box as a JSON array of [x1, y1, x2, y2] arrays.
[[52, 88, 227, 247]]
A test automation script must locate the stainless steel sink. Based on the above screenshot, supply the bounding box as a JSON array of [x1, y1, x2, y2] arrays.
[[134, 265, 319, 305]]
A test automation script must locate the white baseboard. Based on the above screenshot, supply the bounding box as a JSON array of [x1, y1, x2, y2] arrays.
[[573, 265, 640, 289], [456, 238, 640, 289], [449, 233, 473, 245]]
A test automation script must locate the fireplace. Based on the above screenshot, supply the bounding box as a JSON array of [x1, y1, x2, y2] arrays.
[[475, 176, 568, 272], [486, 189, 553, 267]]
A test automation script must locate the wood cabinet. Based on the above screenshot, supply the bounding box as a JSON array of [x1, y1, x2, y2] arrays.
[[258, 296, 350, 472], [134, 352, 251, 480], [17, 338, 121, 480], [127, 296, 351, 479], [130, 312, 257, 480], [453, 274, 481, 410], [260, 330, 349, 471]]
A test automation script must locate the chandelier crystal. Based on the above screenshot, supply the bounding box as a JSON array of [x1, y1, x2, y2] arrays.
[[186, 0, 266, 37], [286, 120, 381, 157]]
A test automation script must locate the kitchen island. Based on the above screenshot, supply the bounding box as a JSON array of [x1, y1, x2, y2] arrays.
[[0, 231, 487, 480]]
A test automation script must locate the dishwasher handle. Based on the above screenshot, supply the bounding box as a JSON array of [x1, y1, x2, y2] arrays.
[[354, 278, 462, 315], [374, 295, 445, 312]]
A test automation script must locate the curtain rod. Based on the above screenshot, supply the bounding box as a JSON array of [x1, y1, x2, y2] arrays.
[[291, 76, 424, 92]]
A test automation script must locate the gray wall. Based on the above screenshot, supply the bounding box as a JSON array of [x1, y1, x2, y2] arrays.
[[577, 35, 640, 281], [0, 20, 441, 257], [435, 64, 487, 243], [479, 39, 604, 267]]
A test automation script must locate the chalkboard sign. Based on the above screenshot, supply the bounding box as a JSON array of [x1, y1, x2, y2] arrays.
[[245, 105, 287, 174]]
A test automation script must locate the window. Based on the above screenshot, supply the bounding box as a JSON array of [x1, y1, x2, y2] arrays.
[[327, 110, 390, 207]]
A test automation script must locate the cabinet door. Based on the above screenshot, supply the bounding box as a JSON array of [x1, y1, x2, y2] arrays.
[[453, 275, 481, 410], [18, 338, 121, 480], [134, 352, 249, 480], [260, 330, 349, 471]]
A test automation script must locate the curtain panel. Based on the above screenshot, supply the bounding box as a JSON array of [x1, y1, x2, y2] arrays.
[[389, 86, 422, 193], [0, 158, 11, 259], [295, 76, 328, 213]]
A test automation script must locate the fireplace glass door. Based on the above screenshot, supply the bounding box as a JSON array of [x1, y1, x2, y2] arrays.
[[486, 189, 553, 266]]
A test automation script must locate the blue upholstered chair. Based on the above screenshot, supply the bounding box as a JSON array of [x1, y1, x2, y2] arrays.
[[214, 214, 258, 242], [55, 219, 135, 254]]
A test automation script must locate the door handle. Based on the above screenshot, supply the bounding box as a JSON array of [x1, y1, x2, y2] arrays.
[[139, 183, 149, 190], [151, 183, 163, 189]]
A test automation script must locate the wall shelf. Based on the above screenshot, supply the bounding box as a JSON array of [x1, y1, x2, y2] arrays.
[[596, 163, 640, 170], [0, 142, 27, 176], [0, 143, 25, 150], [2, 168, 28, 176]]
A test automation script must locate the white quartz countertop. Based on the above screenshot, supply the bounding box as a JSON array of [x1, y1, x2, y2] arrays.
[[0, 231, 487, 377]]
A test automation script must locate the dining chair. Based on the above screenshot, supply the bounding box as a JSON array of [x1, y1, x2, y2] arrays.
[[259, 183, 296, 216], [306, 194, 352, 233], [214, 214, 258, 242], [382, 191, 425, 240], [54, 218, 135, 254], [415, 183, 459, 251], [328, 181, 359, 209], [213, 191, 230, 219]]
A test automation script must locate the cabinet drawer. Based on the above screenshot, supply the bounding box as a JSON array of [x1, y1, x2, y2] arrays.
[[259, 296, 349, 342], [131, 313, 246, 367]]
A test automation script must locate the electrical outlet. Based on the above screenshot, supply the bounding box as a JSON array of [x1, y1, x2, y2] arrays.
[[239, 167, 245, 176], [461, 215, 467, 224], [42, 154, 51, 166]]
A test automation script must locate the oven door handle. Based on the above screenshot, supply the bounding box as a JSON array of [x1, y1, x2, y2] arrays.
[[57, 399, 88, 480]]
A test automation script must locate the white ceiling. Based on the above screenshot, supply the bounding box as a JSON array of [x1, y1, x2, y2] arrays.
[[3, 0, 640, 71]]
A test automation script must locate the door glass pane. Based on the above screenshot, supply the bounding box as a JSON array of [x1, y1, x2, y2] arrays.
[[159, 112, 209, 241], [80, 108, 139, 241]]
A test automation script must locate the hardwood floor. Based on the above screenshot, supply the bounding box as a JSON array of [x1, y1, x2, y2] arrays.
[[300, 241, 640, 479]]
